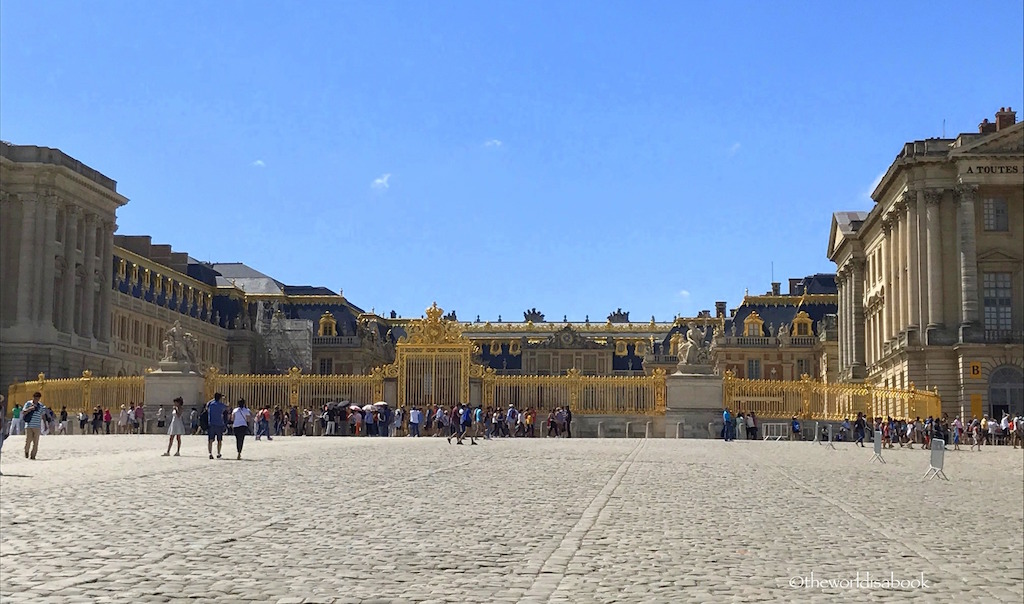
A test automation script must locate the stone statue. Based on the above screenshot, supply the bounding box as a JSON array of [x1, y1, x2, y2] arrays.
[[161, 320, 186, 363], [161, 320, 199, 369], [730, 322, 736, 337], [777, 323, 791, 347], [679, 323, 708, 365]]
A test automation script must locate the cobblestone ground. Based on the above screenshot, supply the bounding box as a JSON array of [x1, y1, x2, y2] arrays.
[[1, 434, 1021, 603]]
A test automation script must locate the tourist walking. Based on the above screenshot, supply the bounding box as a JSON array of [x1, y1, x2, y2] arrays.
[[564, 407, 573, 438], [231, 399, 253, 460], [22, 392, 46, 460], [746, 412, 757, 440], [157, 407, 166, 430], [722, 408, 734, 441], [8, 402, 22, 436], [78, 410, 88, 433], [56, 406, 68, 435], [547, 409, 559, 437], [136, 404, 146, 434], [163, 398, 186, 456], [206, 393, 228, 459], [854, 412, 866, 447], [789, 415, 800, 441], [103, 408, 112, 433]]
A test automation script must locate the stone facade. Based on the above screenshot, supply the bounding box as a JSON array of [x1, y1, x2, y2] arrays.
[[828, 108, 1024, 418], [1, 144, 124, 389]]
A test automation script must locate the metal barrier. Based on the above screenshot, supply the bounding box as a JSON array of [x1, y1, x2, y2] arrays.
[[925, 438, 948, 480], [761, 423, 788, 441], [870, 431, 885, 463]]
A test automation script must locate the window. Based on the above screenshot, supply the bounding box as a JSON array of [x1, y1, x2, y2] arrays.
[[747, 359, 762, 380], [797, 323, 809, 336], [796, 358, 811, 377], [983, 198, 1009, 232], [319, 358, 333, 375], [983, 272, 1012, 332]]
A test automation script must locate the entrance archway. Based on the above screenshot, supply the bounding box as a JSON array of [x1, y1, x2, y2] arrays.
[[988, 365, 1024, 419]]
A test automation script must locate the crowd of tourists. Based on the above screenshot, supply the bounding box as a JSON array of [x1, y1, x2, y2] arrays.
[[4, 401, 148, 436], [307, 401, 575, 440], [721, 406, 1024, 451]]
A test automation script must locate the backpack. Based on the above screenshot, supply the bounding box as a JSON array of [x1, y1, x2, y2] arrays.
[[199, 409, 210, 430]]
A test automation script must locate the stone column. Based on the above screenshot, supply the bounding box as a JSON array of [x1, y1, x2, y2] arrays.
[[39, 199, 58, 331], [881, 220, 892, 344], [31, 196, 47, 324], [98, 220, 115, 342], [81, 213, 98, 339], [850, 259, 866, 375], [924, 190, 944, 336], [62, 205, 79, 333], [837, 271, 846, 372], [905, 190, 920, 337], [957, 184, 981, 341], [892, 205, 904, 336], [15, 198, 37, 325]]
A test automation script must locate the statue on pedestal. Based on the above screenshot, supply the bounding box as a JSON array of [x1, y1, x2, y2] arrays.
[[679, 323, 708, 365], [160, 320, 199, 371]]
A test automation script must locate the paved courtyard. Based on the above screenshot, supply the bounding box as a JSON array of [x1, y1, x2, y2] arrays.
[[0, 434, 1021, 603]]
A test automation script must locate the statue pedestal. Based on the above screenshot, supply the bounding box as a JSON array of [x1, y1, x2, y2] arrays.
[[666, 367, 724, 438], [144, 369, 205, 419]]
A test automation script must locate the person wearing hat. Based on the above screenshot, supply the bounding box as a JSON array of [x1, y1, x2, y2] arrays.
[[163, 397, 186, 456]]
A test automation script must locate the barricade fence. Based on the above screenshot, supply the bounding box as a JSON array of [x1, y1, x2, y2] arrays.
[[722, 371, 941, 421]]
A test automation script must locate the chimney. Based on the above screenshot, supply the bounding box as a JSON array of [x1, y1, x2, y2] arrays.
[[771, 282, 781, 296], [788, 278, 802, 295], [996, 107, 1017, 131], [979, 118, 997, 134], [715, 301, 727, 318]]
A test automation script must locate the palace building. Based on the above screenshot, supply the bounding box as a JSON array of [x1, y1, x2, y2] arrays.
[[828, 107, 1024, 418], [4, 105, 1019, 419]]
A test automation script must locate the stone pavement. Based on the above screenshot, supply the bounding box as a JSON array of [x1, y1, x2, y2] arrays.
[[0, 434, 1021, 603]]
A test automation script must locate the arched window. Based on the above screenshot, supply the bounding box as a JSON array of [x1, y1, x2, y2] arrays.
[[988, 365, 1023, 419]]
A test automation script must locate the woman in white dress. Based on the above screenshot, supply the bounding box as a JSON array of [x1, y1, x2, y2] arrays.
[[163, 397, 186, 456]]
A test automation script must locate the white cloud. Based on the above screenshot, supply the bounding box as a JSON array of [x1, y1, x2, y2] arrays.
[[252, 159, 266, 168], [484, 139, 503, 148], [862, 170, 886, 202], [679, 289, 691, 299], [371, 173, 391, 191], [728, 142, 741, 156]]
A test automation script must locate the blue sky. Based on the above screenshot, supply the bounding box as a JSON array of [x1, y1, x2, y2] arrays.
[[2, 1, 1022, 321]]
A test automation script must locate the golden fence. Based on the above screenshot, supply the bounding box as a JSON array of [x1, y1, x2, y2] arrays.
[[484, 368, 666, 415], [7, 366, 668, 418], [722, 372, 942, 421], [6, 371, 145, 414], [204, 367, 382, 410]]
